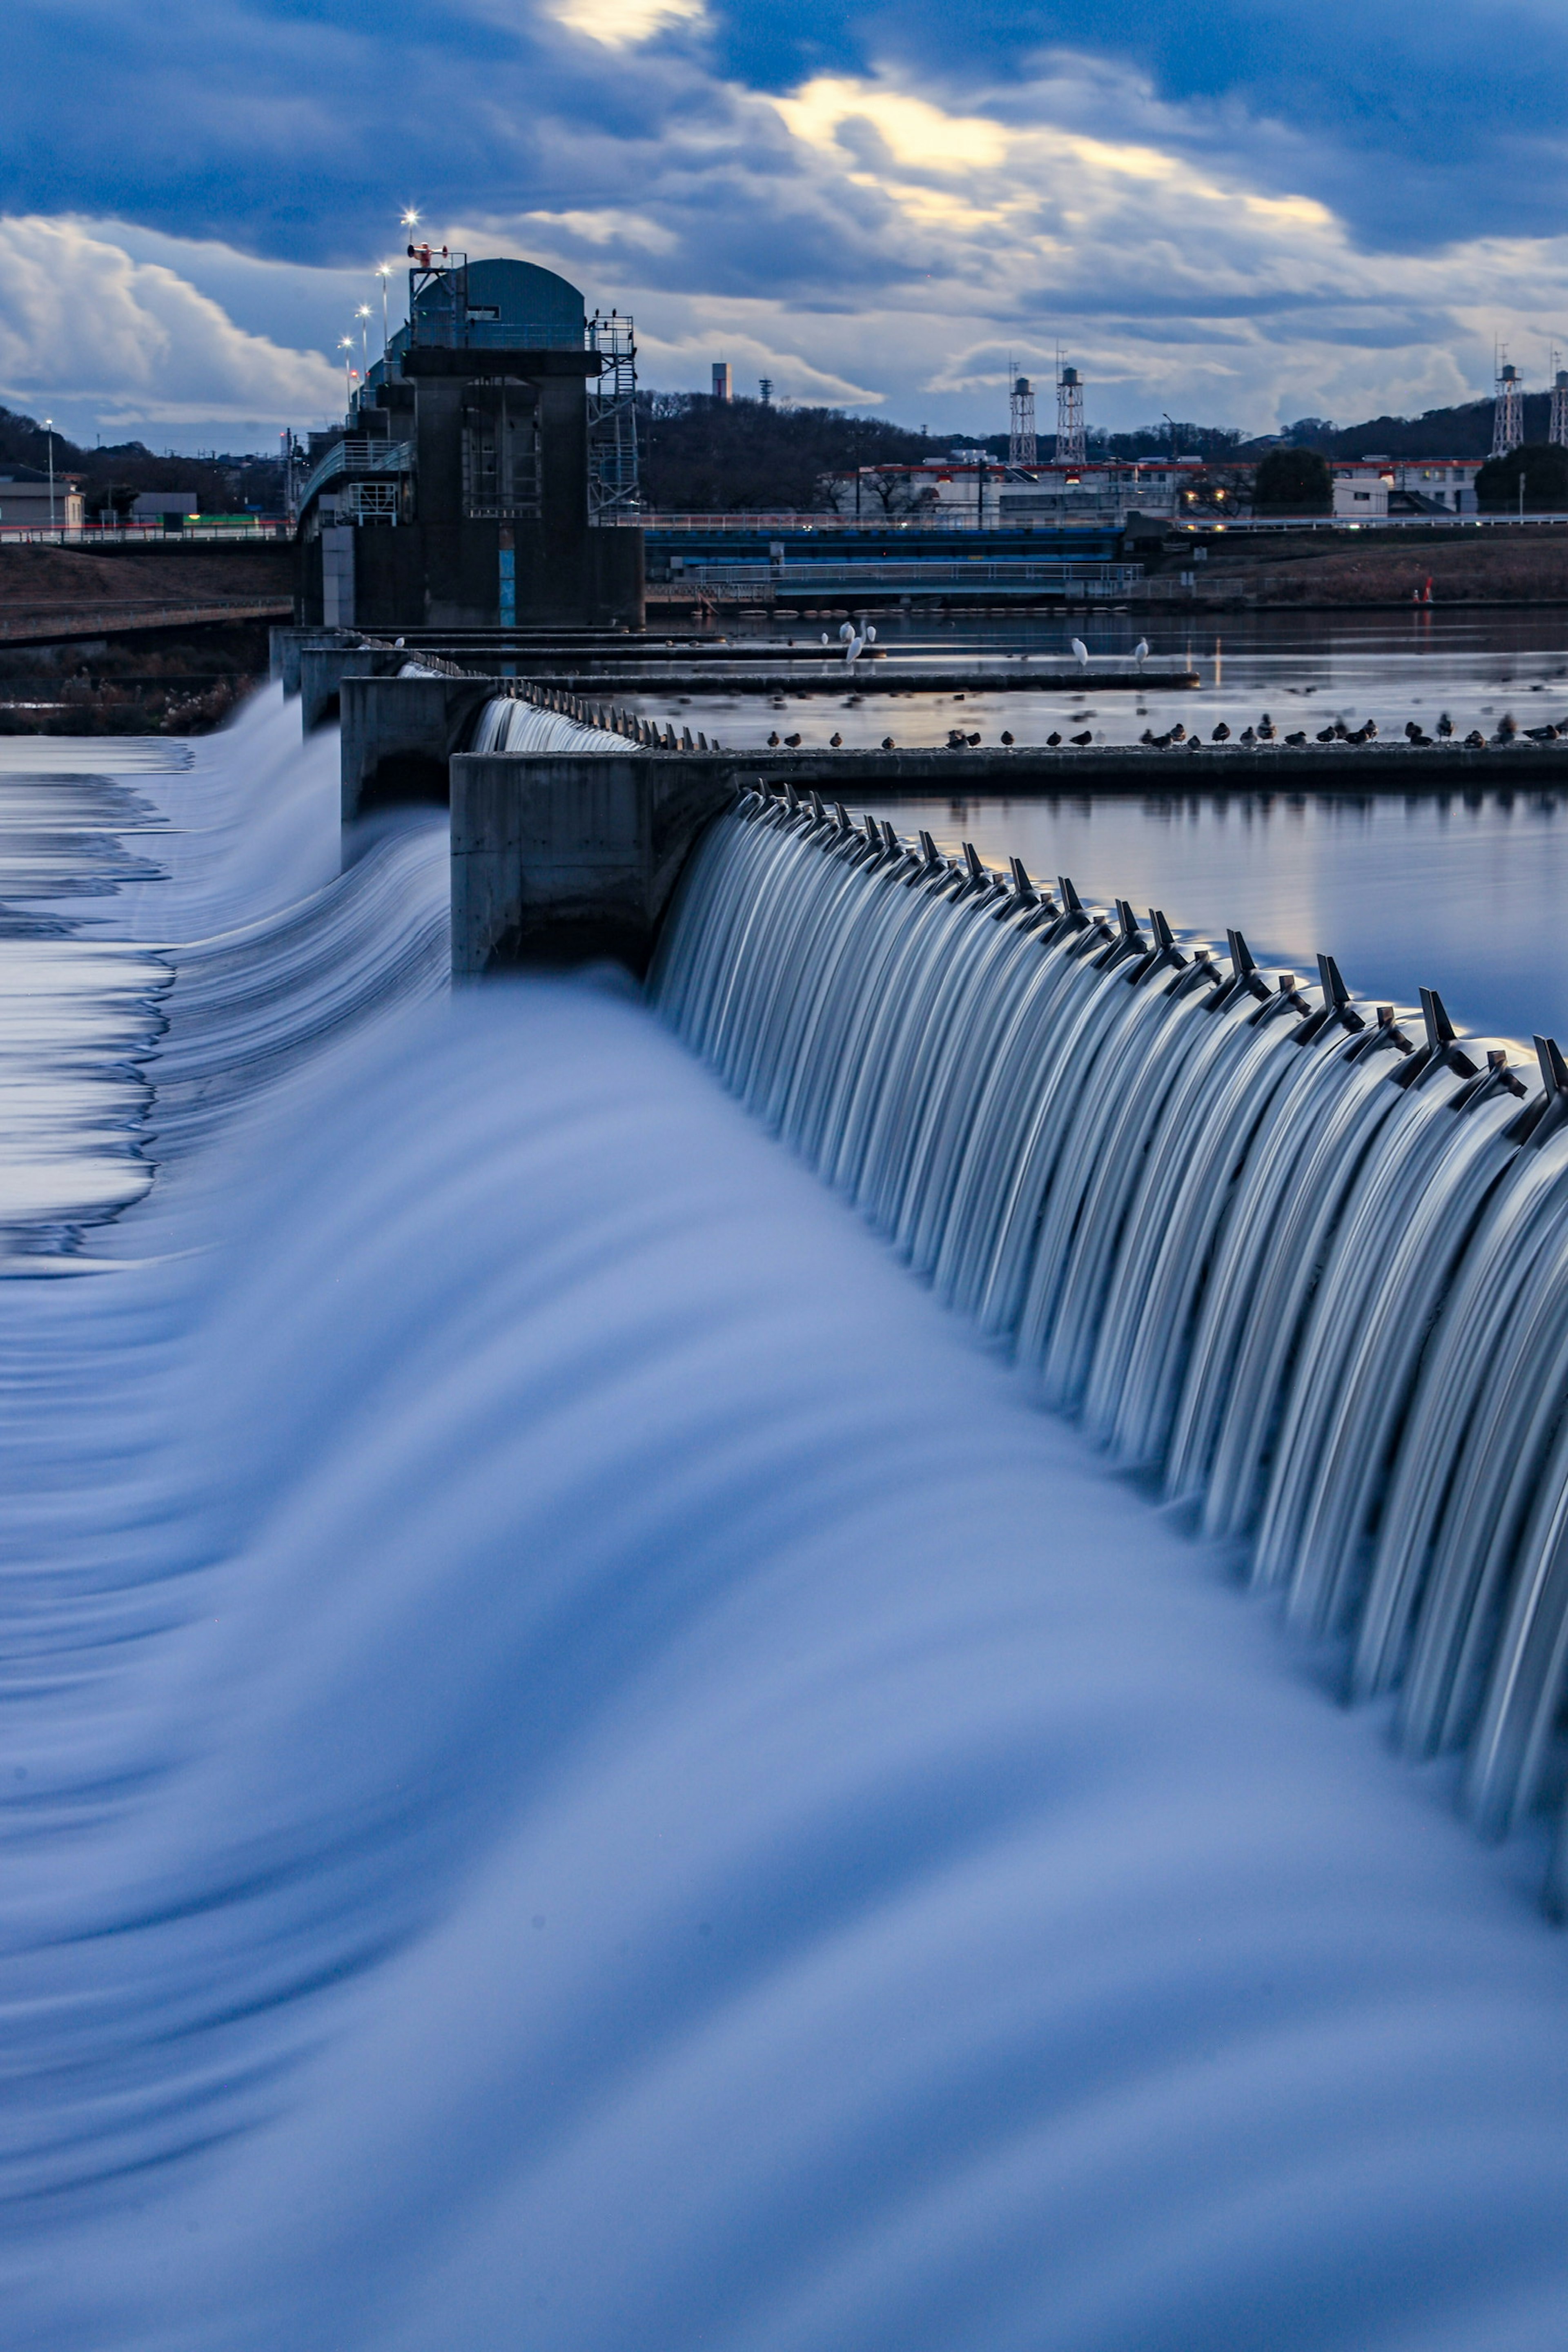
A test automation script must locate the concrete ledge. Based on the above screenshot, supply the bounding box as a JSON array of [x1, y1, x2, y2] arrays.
[[670, 739, 1568, 795], [341, 673, 503, 822], [450, 751, 733, 978]]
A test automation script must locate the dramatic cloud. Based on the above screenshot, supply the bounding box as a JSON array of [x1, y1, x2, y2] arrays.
[[5, 0, 1568, 444], [0, 217, 343, 445]]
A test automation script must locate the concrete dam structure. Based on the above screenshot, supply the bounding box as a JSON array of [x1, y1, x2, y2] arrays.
[[644, 784, 1568, 1910]]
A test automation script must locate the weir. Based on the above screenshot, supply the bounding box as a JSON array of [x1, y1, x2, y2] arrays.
[[647, 784, 1568, 1912]]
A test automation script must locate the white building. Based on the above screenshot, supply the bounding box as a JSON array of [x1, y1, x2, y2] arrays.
[[1331, 458, 1480, 518]]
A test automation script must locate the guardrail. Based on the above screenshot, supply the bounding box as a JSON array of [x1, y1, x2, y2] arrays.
[[295, 438, 414, 517], [0, 521, 290, 545]]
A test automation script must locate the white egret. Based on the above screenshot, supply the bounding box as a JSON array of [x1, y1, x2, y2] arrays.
[[1071, 637, 1089, 667]]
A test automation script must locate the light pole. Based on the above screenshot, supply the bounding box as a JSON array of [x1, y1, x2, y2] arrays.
[[44, 416, 55, 530], [357, 304, 372, 383], [339, 338, 355, 417], [376, 267, 391, 360]]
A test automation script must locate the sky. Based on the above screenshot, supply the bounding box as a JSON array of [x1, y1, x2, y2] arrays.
[[6, 0, 1568, 452]]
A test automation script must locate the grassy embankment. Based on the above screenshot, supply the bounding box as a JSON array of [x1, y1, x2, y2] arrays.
[[0, 541, 293, 732]]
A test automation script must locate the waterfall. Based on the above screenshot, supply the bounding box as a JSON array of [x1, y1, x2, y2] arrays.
[[471, 695, 634, 755], [651, 787, 1568, 1897]]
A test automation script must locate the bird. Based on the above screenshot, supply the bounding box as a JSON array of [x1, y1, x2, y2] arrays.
[[1169, 723, 1187, 742], [1133, 637, 1149, 669], [829, 731, 842, 747], [1140, 727, 1156, 745], [1071, 637, 1089, 667], [880, 735, 895, 750], [1212, 722, 1230, 742], [820, 633, 830, 647], [1316, 726, 1337, 744], [967, 731, 981, 746], [1497, 713, 1518, 738], [1258, 717, 1276, 741], [1046, 731, 1062, 746], [844, 635, 866, 663], [784, 733, 802, 748], [1240, 726, 1256, 744], [864, 625, 877, 643], [839, 621, 855, 641], [766, 730, 780, 746], [1466, 730, 1487, 748], [1000, 729, 1014, 746], [1405, 720, 1422, 741], [1436, 712, 1454, 737], [1528, 723, 1561, 741], [1071, 729, 1093, 747]]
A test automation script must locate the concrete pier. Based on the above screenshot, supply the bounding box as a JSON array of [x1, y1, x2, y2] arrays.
[[508, 666, 1198, 696], [340, 672, 503, 822], [450, 751, 733, 978], [446, 733, 1568, 980]]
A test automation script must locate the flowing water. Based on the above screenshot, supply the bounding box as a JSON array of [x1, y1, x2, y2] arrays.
[[7, 689, 1568, 2344], [650, 791, 1568, 1880]]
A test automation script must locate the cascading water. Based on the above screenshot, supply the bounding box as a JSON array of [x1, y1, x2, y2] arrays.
[[11, 722, 1568, 2345], [470, 695, 629, 755], [651, 787, 1568, 1900]]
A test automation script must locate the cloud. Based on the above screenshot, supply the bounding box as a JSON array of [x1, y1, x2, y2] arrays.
[[0, 216, 343, 444], [548, 0, 704, 44], [6, 4, 1568, 444]]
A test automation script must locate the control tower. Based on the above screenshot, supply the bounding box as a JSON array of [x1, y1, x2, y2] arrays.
[[296, 253, 643, 631]]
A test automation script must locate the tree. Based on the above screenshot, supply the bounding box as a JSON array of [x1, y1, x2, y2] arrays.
[[1253, 446, 1332, 512], [1475, 441, 1568, 513]]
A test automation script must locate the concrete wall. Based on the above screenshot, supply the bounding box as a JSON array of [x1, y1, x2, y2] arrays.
[[341, 672, 502, 822], [298, 641, 406, 733], [450, 750, 734, 978]]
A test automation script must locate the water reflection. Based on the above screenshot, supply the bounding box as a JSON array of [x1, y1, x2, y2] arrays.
[[855, 786, 1568, 1045]]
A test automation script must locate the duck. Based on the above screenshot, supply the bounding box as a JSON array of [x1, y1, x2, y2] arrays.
[[1211, 722, 1230, 742], [766, 730, 780, 746], [1046, 731, 1062, 747], [881, 735, 895, 750], [829, 731, 842, 748], [1071, 729, 1093, 747], [1000, 729, 1015, 746], [1436, 712, 1454, 736], [1285, 729, 1307, 745], [1240, 725, 1256, 744], [784, 733, 802, 748]]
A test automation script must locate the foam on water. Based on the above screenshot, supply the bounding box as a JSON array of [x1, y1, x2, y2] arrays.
[[5, 717, 1568, 2343]]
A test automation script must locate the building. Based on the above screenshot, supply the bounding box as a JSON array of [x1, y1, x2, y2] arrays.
[[712, 363, 733, 402], [294, 253, 642, 630], [0, 466, 85, 529], [131, 490, 200, 522], [818, 457, 1209, 528], [1330, 458, 1480, 518]]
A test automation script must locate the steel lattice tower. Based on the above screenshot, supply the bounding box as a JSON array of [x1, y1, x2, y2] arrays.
[[1492, 360, 1525, 457], [1056, 364, 1086, 465], [1551, 370, 1568, 450], [1009, 375, 1037, 466]]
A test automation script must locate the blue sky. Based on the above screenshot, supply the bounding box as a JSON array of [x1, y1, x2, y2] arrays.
[[6, 0, 1568, 450]]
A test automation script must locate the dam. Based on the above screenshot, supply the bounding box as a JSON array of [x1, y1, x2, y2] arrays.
[[9, 669, 1568, 2343]]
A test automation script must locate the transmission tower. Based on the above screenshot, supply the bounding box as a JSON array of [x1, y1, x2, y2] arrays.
[[1056, 363, 1086, 465], [1009, 374, 1037, 466], [1492, 357, 1525, 457]]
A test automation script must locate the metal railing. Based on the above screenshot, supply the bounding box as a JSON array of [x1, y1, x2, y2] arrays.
[[296, 437, 414, 517], [0, 520, 290, 544]]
